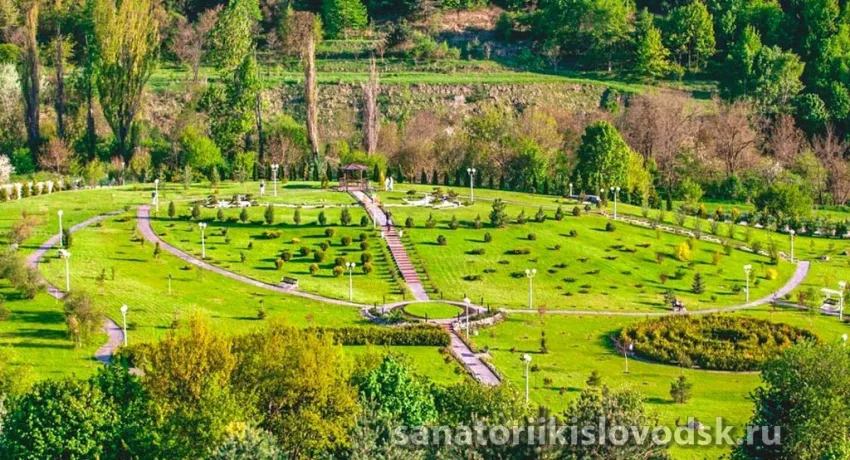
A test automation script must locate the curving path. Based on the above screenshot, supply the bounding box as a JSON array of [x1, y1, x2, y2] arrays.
[[503, 260, 810, 316], [141, 203, 501, 385], [137, 205, 365, 308], [25, 211, 125, 364], [137, 199, 811, 383]]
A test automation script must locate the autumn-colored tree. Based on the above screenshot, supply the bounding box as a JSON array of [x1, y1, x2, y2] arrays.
[[38, 138, 71, 173], [284, 10, 322, 164], [707, 100, 758, 177], [814, 125, 850, 205], [171, 6, 221, 82]]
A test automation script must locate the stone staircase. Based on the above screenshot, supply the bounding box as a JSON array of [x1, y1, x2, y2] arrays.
[[383, 229, 429, 301]]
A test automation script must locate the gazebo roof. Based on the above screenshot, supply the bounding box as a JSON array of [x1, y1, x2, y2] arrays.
[[342, 164, 369, 172]]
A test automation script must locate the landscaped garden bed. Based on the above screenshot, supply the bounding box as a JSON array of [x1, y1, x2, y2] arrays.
[[619, 314, 817, 371]]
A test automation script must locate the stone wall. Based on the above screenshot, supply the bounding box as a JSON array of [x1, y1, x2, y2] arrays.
[[145, 81, 619, 133]]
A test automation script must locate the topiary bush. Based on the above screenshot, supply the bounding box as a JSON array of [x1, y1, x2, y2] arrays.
[[437, 235, 447, 246], [619, 315, 816, 371], [309, 263, 319, 275], [325, 228, 336, 237], [483, 232, 492, 243], [605, 222, 616, 232], [341, 236, 352, 246], [333, 265, 344, 277]]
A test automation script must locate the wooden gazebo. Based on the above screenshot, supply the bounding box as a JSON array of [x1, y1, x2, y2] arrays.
[[339, 164, 369, 191]]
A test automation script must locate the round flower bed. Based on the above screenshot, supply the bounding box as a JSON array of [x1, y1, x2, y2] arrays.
[[618, 315, 817, 371]]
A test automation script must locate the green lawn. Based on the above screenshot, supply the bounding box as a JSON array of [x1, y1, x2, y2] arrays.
[[0, 281, 104, 381], [469, 306, 850, 459], [403, 302, 464, 319], [3, 180, 846, 460], [150, 204, 404, 304], [376, 186, 792, 311], [39, 213, 368, 346], [607, 200, 850, 305]]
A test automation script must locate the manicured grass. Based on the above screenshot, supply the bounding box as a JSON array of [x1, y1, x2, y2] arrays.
[[0, 281, 104, 381], [376, 187, 791, 311], [469, 306, 850, 460], [38, 213, 369, 346], [150, 205, 403, 304], [403, 302, 464, 319], [5, 179, 845, 460], [608, 200, 850, 305]]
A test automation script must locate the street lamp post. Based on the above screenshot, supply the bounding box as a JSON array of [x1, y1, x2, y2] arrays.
[[346, 262, 356, 301], [624, 342, 633, 373], [744, 264, 752, 303], [521, 353, 532, 404], [198, 223, 207, 259], [839, 281, 847, 321], [467, 168, 476, 203], [789, 229, 796, 262], [57, 210, 64, 248], [120, 304, 128, 346], [154, 179, 160, 213], [525, 268, 537, 309], [843, 334, 848, 346], [168, 274, 172, 295], [59, 249, 71, 293], [271, 163, 280, 197], [463, 297, 471, 338], [611, 186, 621, 219], [569, 182, 573, 197]]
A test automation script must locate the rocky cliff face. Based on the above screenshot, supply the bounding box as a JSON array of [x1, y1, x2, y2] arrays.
[[145, 81, 620, 133]]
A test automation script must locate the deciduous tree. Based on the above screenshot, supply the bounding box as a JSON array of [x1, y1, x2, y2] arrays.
[[93, 0, 161, 160]]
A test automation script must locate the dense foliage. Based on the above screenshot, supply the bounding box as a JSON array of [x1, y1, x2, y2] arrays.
[[309, 324, 450, 346], [620, 314, 816, 371], [734, 341, 850, 459]]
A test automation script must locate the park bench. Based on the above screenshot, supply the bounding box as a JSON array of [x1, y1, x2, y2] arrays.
[[281, 277, 299, 289]]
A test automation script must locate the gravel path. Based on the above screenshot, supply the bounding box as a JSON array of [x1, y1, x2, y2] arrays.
[[25, 211, 125, 364]]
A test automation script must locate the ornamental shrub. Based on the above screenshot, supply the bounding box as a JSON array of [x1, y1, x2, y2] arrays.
[[619, 315, 815, 371], [675, 242, 691, 262]]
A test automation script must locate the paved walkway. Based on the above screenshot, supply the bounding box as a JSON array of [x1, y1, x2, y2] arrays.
[[351, 191, 429, 300], [352, 191, 501, 386], [504, 260, 810, 316], [136, 206, 365, 308], [25, 211, 125, 364]]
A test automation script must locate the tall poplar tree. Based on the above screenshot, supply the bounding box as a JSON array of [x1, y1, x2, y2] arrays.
[[93, 0, 160, 160]]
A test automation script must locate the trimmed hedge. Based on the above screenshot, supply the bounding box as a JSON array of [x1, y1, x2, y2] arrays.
[[619, 315, 816, 372], [308, 325, 450, 346]]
